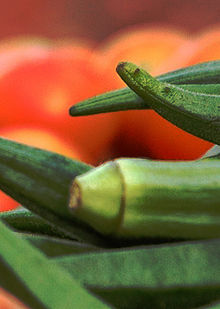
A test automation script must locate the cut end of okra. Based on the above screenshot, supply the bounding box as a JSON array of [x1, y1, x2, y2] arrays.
[[68, 158, 220, 239], [69, 182, 81, 209], [68, 161, 123, 235]]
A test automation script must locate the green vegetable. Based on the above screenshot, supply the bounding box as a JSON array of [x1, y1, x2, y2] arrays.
[[69, 83, 220, 116], [55, 238, 220, 309], [115, 62, 220, 145], [0, 137, 109, 246], [158, 59, 220, 84], [21, 234, 100, 257], [69, 157, 220, 239], [69, 60, 220, 117], [0, 137, 91, 218], [0, 219, 109, 309], [0, 208, 73, 239]]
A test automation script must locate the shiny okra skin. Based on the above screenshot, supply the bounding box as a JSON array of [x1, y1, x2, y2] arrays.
[[69, 158, 220, 239]]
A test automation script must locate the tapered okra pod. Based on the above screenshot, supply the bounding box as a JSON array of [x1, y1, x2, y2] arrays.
[[69, 60, 220, 117], [0, 137, 109, 245], [69, 158, 220, 239], [115, 62, 220, 145], [69, 84, 220, 116]]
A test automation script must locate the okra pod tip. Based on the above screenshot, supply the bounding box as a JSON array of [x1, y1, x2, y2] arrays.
[[116, 61, 220, 145], [69, 59, 220, 117]]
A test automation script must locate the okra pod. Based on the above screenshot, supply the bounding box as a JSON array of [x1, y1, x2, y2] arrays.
[[0, 208, 75, 239], [56, 238, 220, 309], [69, 158, 220, 239], [0, 137, 109, 245], [158, 59, 220, 84], [116, 62, 220, 145], [1, 137, 220, 242], [69, 60, 220, 117], [69, 83, 220, 116]]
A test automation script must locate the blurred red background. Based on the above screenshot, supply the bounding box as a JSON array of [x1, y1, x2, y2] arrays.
[[0, 0, 220, 42]]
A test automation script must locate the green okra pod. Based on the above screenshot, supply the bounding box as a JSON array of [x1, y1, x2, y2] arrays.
[[0, 137, 110, 245], [0, 208, 75, 239], [69, 158, 220, 239], [1, 137, 220, 242], [116, 62, 220, 145], [21, 234, 99, 257], [0, 219, 108, 309], [56, 238, 220, 309], [158, 59, 220, 84], [69, 83, 220, 116], [0, 137, 91, 219], [69, 60, 220, 117]]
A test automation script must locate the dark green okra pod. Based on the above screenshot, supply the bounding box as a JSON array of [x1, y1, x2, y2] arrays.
[[116, 62, 220, 145], [69, 157, 220, 239], [0, 137, 110, 245], [56, 239, 220, 309], [69, 60, 220, 116]]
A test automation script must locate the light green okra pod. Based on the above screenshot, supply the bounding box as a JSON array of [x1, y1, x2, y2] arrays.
[[69, 158, 220, 239]]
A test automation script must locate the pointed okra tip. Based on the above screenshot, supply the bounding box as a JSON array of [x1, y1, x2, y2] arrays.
[[116, 61, 141, 76], [69, 104, 79, 116], [116, 61, 146, 88]]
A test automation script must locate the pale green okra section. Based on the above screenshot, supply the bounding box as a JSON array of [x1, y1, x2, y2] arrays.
[[69, 158, 220, 239]]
